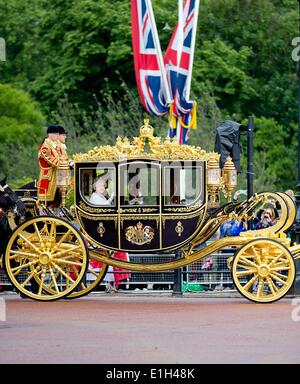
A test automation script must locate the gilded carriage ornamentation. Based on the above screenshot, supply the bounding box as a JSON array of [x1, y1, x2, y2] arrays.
[[97, 222, 105, 237], [125, 222, 155, 245], [2, 120, 300, 303], [175, 221, 184, 237]]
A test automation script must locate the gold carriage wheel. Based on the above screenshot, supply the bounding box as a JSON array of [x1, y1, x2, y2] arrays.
[[4, 216, 88, 301], [66, 249, 109, 299], [232, 238, 295, 303]]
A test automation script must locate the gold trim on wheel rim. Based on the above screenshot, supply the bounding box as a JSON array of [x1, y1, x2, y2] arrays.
[[4, 216, 88, 301], [232, 239, 295, 303], [66, 249, 109, 299]]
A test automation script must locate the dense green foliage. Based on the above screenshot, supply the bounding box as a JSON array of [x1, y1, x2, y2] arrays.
[[0, 0, 298, 191], [0, 84, 45, 187]]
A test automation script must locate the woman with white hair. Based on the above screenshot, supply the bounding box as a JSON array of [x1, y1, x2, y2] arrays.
[[89, 174, 114, 205]]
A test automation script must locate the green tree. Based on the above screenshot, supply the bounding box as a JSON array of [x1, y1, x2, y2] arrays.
[[0, 84, 45, 185], [0, 0, 298, 192], [192, 39, 255, 118], [239, 116, 297, 192], [198, 0, 298, 127]]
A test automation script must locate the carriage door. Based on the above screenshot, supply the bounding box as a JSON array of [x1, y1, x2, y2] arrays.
[[118, 161, 161, 252], [161, 161, 206, 249]]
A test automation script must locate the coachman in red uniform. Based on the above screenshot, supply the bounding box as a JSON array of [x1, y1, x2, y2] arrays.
[[38, 125, 61, 206]]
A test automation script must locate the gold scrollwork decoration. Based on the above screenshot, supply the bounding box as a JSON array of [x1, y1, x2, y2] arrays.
[[175, 221, 184, 237], [162, 209, 205, 230], [120, 208, 138, 214], [142, 208, 157, 213], [77, 211, 118, 228], [164, 202, 202, 213], [120, 207, 158, 214], [97, 222, 105, 237], [78, 201, 115, 214], [120, 216, 160, 229]]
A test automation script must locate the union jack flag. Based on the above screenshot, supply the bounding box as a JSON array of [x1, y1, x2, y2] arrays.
[[131, 0, 199, 144], [131, 0, 171, 116], [164, 0, 200, 144]]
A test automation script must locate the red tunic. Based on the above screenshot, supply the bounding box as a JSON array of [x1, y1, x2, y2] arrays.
[[89, 252, 131, 289], [112, 252, 131, 289], [38, 138, 60, 203]]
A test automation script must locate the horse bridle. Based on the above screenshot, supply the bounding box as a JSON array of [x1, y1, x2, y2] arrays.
[[0, 184, 11, 214], [0, 184, 26, 216], [0, 184, 8, 193]]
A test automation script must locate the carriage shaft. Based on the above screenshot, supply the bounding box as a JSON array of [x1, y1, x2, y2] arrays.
[[89, 237, 247, 272]]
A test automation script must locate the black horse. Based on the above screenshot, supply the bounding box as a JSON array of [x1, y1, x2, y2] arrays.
[[0, 177, 26, 256], [0, 177, 40, 296]]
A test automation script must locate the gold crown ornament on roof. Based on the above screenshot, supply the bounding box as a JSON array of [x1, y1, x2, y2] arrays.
[[139, 119, 154, 139], [73, 119, 211, 162]]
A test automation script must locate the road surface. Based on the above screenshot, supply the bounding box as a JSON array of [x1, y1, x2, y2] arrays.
[[0, 293, 299, 364]]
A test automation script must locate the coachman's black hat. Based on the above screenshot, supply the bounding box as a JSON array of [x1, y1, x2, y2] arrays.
[[58, 125, 68, 135], [47, 125, 60, 134]]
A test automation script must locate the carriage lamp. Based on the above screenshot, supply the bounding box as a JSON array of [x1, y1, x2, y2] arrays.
[[222, 157, 237, 202], [56, 159, 72, 207], [207, 153, 221, 208]]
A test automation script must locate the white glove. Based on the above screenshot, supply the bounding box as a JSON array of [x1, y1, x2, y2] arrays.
[[109, 192, 115, 203]]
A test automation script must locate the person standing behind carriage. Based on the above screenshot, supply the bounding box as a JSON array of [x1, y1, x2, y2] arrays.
[[57, 125, 68, 159], [57, 125, 74, 168], [38, 125, 62, 207]]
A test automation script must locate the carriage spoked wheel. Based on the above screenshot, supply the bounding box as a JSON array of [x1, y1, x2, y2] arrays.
[[232, 239, 295, 303], [4, 216, 88, 301], [66, 249, 109, 299]]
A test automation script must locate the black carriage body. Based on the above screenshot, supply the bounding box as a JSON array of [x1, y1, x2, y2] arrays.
[[75, 159, 207, 253], [15, 181, 38, 217], [15, 181, 37, 200]]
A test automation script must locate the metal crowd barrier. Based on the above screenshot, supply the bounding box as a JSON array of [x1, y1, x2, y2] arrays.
[[0, 247, 237, 293], [100, 247, 237, 292]]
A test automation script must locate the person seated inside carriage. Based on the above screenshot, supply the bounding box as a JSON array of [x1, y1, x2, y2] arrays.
[[89, 174, 114, 206], [128, 182, 144, 205]]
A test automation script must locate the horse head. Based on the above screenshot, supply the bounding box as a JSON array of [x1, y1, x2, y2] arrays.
[[0, 176, 7, 189], [0, 177, 26, 216]]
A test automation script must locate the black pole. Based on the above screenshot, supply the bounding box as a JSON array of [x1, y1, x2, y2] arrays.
[[172, 250, 182, 296], [247, 116, 254, 200]]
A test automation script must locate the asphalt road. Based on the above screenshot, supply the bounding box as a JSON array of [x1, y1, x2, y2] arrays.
[[0, 293, 299, 364]]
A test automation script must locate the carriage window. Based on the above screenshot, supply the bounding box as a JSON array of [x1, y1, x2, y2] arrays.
[[120, 162, 159, 206], [164, 166, 202, 206], [80, 167, 116, 207]]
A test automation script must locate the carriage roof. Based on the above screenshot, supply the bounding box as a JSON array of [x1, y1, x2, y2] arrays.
[[73, 119, 219, 164]]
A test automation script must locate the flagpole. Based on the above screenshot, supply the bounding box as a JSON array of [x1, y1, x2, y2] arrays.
[[145, 0, 172, 103], [177, 0, 184, 71], [185, 0, 200, 99]]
